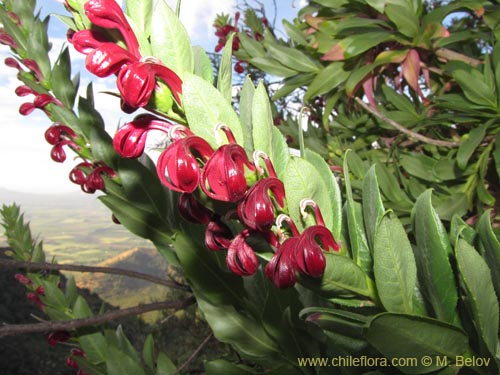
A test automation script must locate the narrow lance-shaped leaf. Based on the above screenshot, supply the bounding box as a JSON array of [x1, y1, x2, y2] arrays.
[[150, 0, 193, 77], [366, 313, 470, 374], [239, 76, 255, 154], [252, 82, 289, 178], [217, 34, 234, 104], [344, 152, 372, 275], [362, 165, 384, 250], [413, 190, 458, 325], [477, 210, 500, 298], [373, 212, 417, 313], [456, 239, 499, 357]]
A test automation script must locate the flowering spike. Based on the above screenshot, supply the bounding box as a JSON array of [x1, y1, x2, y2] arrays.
[[226, 229, 259, 276], [201, 144, 255, 202], [238, 178, 285, 232]]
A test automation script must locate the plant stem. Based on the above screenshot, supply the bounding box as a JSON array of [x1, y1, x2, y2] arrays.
[[173, 333, 213, 374], [0, 258, 190, 291], [0, 296, 196, 337], [355, 97, 459, 148]]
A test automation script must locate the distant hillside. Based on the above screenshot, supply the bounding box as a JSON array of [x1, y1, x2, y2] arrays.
[[0, 188, 152, 265]]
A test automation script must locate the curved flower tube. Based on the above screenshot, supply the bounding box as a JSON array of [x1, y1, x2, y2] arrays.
[[117, 61, 183, 107], [265, 236, 299, 289], [45, 124, 77, 145], [226, 229, 259, 276], [178, 193, 213, 225], [85, 42, 136, 77], [69, 29, 109, 54], [205, 216, 233, 251], [201, 144, 255, 202], [238, 178, 285, 232], [113, 115, 174, 158], [156, 136, 214, 193], [84, 0, 140, 57], [293, 225, 340, 278]]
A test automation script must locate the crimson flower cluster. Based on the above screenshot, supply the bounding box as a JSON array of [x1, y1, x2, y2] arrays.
[[114, 118, 340, 288], [69, 160, 116, 194], [68, 0, 182, 110]]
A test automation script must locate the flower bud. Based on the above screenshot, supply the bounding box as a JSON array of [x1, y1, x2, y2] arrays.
[[226, 230, 259, 276]]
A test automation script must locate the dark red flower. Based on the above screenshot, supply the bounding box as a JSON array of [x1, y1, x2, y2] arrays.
[[85, 42, 136, 77], [22, 59, 44, 80], [201, 144, 255, 202], [178, 193, 213, 224], [26, 292, 44, 309], [234, 60, 245, 74], [0, 31, 17, 49], [265, 237, 299, 288], [19, 94, 62, 116], [15, 274, 32, 286], [69, 161, 93, 186], [66, 357, 79, 369], [238, 178, 285, 232], [5, 57, 21, 71], [84, 0, 140, 57], [117, 61, 183, 107], [157, 136, 214, 193], [47, 331, 70, 346], [226, 229, 259, 276], [45, 124, 79, 162], [293, 225, 340, 278], [71, 348, 86, 357], [15, 85, 36, 97], [205, 216, 233, 251], [69, 29, 109, 54], [113, 115, 174, 158]]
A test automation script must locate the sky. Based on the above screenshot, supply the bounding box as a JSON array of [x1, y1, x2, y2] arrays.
[[0, 0, 307, 194]]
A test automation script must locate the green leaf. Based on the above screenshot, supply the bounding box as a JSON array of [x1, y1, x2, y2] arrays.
[[362, 165, 385, 250], [51, 47, 78, 109], [282, 19, 308, 46], [457, 125, 486, 170], [494, 135, 500, 182], [79, 332, 108, 364], [65, 275, 78, 308], [125, 0, 152, 37], [265, 43, 321, 73], [39, 280, 68, 312], [413, 190, 458, 324], [156, 352, 176, 375], [304, 62, 349, 102], [192, 46, 214, 83], [477, 210, 500, 298], [150, 0, 193, 77], [106, 346, 146, 375], [456, 239, 499, 356], [283, 156, 334, 232], [183, 73, 244, 148], [249, 57, 298, 78], [205, 360, 256, 375], [301, 253, 373, 299], [217, 34, 234, 103], [239, 76, 255, 154], [344, 154, 372, 276], [252, 82, 289, 179], [366, 313, 469, 374], [305, 149, 342, 239], [385, 3, 419, 38], [374, 163, 413, 208], [452, 69, 497, 109], [142, 334, 155, 372], [374, 213, 417, 313]]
